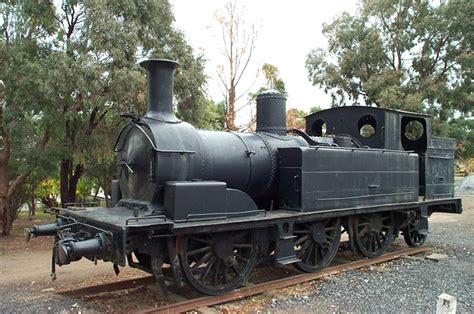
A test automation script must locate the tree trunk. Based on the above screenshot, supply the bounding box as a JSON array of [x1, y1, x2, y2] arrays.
[[60, 158, 84, 207], [1, 198, 12, 236], [0, 170, 7, 235], [31, 180, 36, 216], [226, 84, 237, 130], [103, 182, 111, 208], [0, 107, 11, 235]]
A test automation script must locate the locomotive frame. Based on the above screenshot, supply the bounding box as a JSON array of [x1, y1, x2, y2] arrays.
[[27, 59, 462, 296]]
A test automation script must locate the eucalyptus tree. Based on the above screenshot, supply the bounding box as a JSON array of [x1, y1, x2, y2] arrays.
[[0, 1, 56, 235], [305, 0, 472, 152], [39, 0, 208, 206]]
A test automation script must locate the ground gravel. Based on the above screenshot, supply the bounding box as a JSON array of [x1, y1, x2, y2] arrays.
[[266, 253, 473, 313]]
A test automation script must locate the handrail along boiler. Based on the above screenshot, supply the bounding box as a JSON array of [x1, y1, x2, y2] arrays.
[[27, 59, 462, 295]]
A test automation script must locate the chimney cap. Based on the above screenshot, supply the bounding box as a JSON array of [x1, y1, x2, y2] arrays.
[[256, 89, 287, 100], [139, 59, 180, 69]]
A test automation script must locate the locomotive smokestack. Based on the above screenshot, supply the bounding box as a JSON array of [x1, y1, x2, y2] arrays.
[[256, 89, 287, 135], [140, 59, 180, 122]]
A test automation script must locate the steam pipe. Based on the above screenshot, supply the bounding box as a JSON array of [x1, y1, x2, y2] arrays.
[[139, 59, 180, 122]]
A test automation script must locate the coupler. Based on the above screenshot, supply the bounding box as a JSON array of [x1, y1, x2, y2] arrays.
[[54, 232, 109, 265]]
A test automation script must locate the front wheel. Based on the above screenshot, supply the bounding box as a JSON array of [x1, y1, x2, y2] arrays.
[[177, 229, 257, 295]]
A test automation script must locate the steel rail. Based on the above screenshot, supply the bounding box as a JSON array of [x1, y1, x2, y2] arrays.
[[137, 246, 430, 314]]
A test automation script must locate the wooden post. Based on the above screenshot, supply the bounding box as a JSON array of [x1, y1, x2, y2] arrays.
[[436, 293, 457, 314]]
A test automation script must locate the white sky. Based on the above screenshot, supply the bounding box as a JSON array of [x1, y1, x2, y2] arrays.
[[170, 0, 358, 125]]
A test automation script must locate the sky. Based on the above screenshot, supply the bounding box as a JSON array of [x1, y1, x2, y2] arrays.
[[169, 0, 358, 125]]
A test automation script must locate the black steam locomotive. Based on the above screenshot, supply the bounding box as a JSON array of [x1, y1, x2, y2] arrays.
[[27, 59, 462, 295]]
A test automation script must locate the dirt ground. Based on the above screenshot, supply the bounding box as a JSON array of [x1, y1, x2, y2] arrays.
[[0, 194, 472, 312]]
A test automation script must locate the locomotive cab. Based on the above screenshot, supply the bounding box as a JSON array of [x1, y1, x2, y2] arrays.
[[306, 107, 456, 199]]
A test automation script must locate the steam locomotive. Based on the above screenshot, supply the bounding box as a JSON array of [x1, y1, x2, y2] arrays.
[[27, 59, 462, 295]]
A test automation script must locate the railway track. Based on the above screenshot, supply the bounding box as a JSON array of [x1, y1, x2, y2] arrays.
[[57, 246, 429, 312]]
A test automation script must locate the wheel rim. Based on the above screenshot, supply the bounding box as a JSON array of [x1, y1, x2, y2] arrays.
[[178, 230, 257, 295], [294, 218, 341, 272], [353, 212, 394, 258], [403, 217, 428, 247]]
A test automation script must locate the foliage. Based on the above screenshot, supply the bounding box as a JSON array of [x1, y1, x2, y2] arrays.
[[309, 106, 322, 114], [76, 175, 99, 201], [286, 106, 322, 131], [197, 100, 226, 130], [243, 63, 287, 132], [262, 63, 286, 94], [286, 109, 307, 130], [0, 1, 54, 234], [2, 0, 209, 209], [437, 117, 474, 159], [305, 0, 473, 156], [35, 179, 60, 208], [0, 0, 208, 233]]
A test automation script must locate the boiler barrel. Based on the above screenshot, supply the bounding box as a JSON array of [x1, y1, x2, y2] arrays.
[[197, 130, 307, 198]]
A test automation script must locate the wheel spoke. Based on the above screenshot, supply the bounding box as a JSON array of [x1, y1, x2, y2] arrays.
[[305, 244, 314, 264], [319, 244, 326, 258], [200, 258, 215, 281], [375, 233, 381, 248], [192, 252, 213, 271], [187, 246, 211, 257], [359, 225, 370, 235], [235, 253, 249, 263], [222, 266, 228, 284], [300, 238, 312, 253], [294, 230, 310, 234], [231, 264, 241, 276], [371, 235, 377, 252], [295, 234, 310, 246], [314, 244, 321, 265], [212, 260, 221, 286], [365, 233, 373, 251]]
